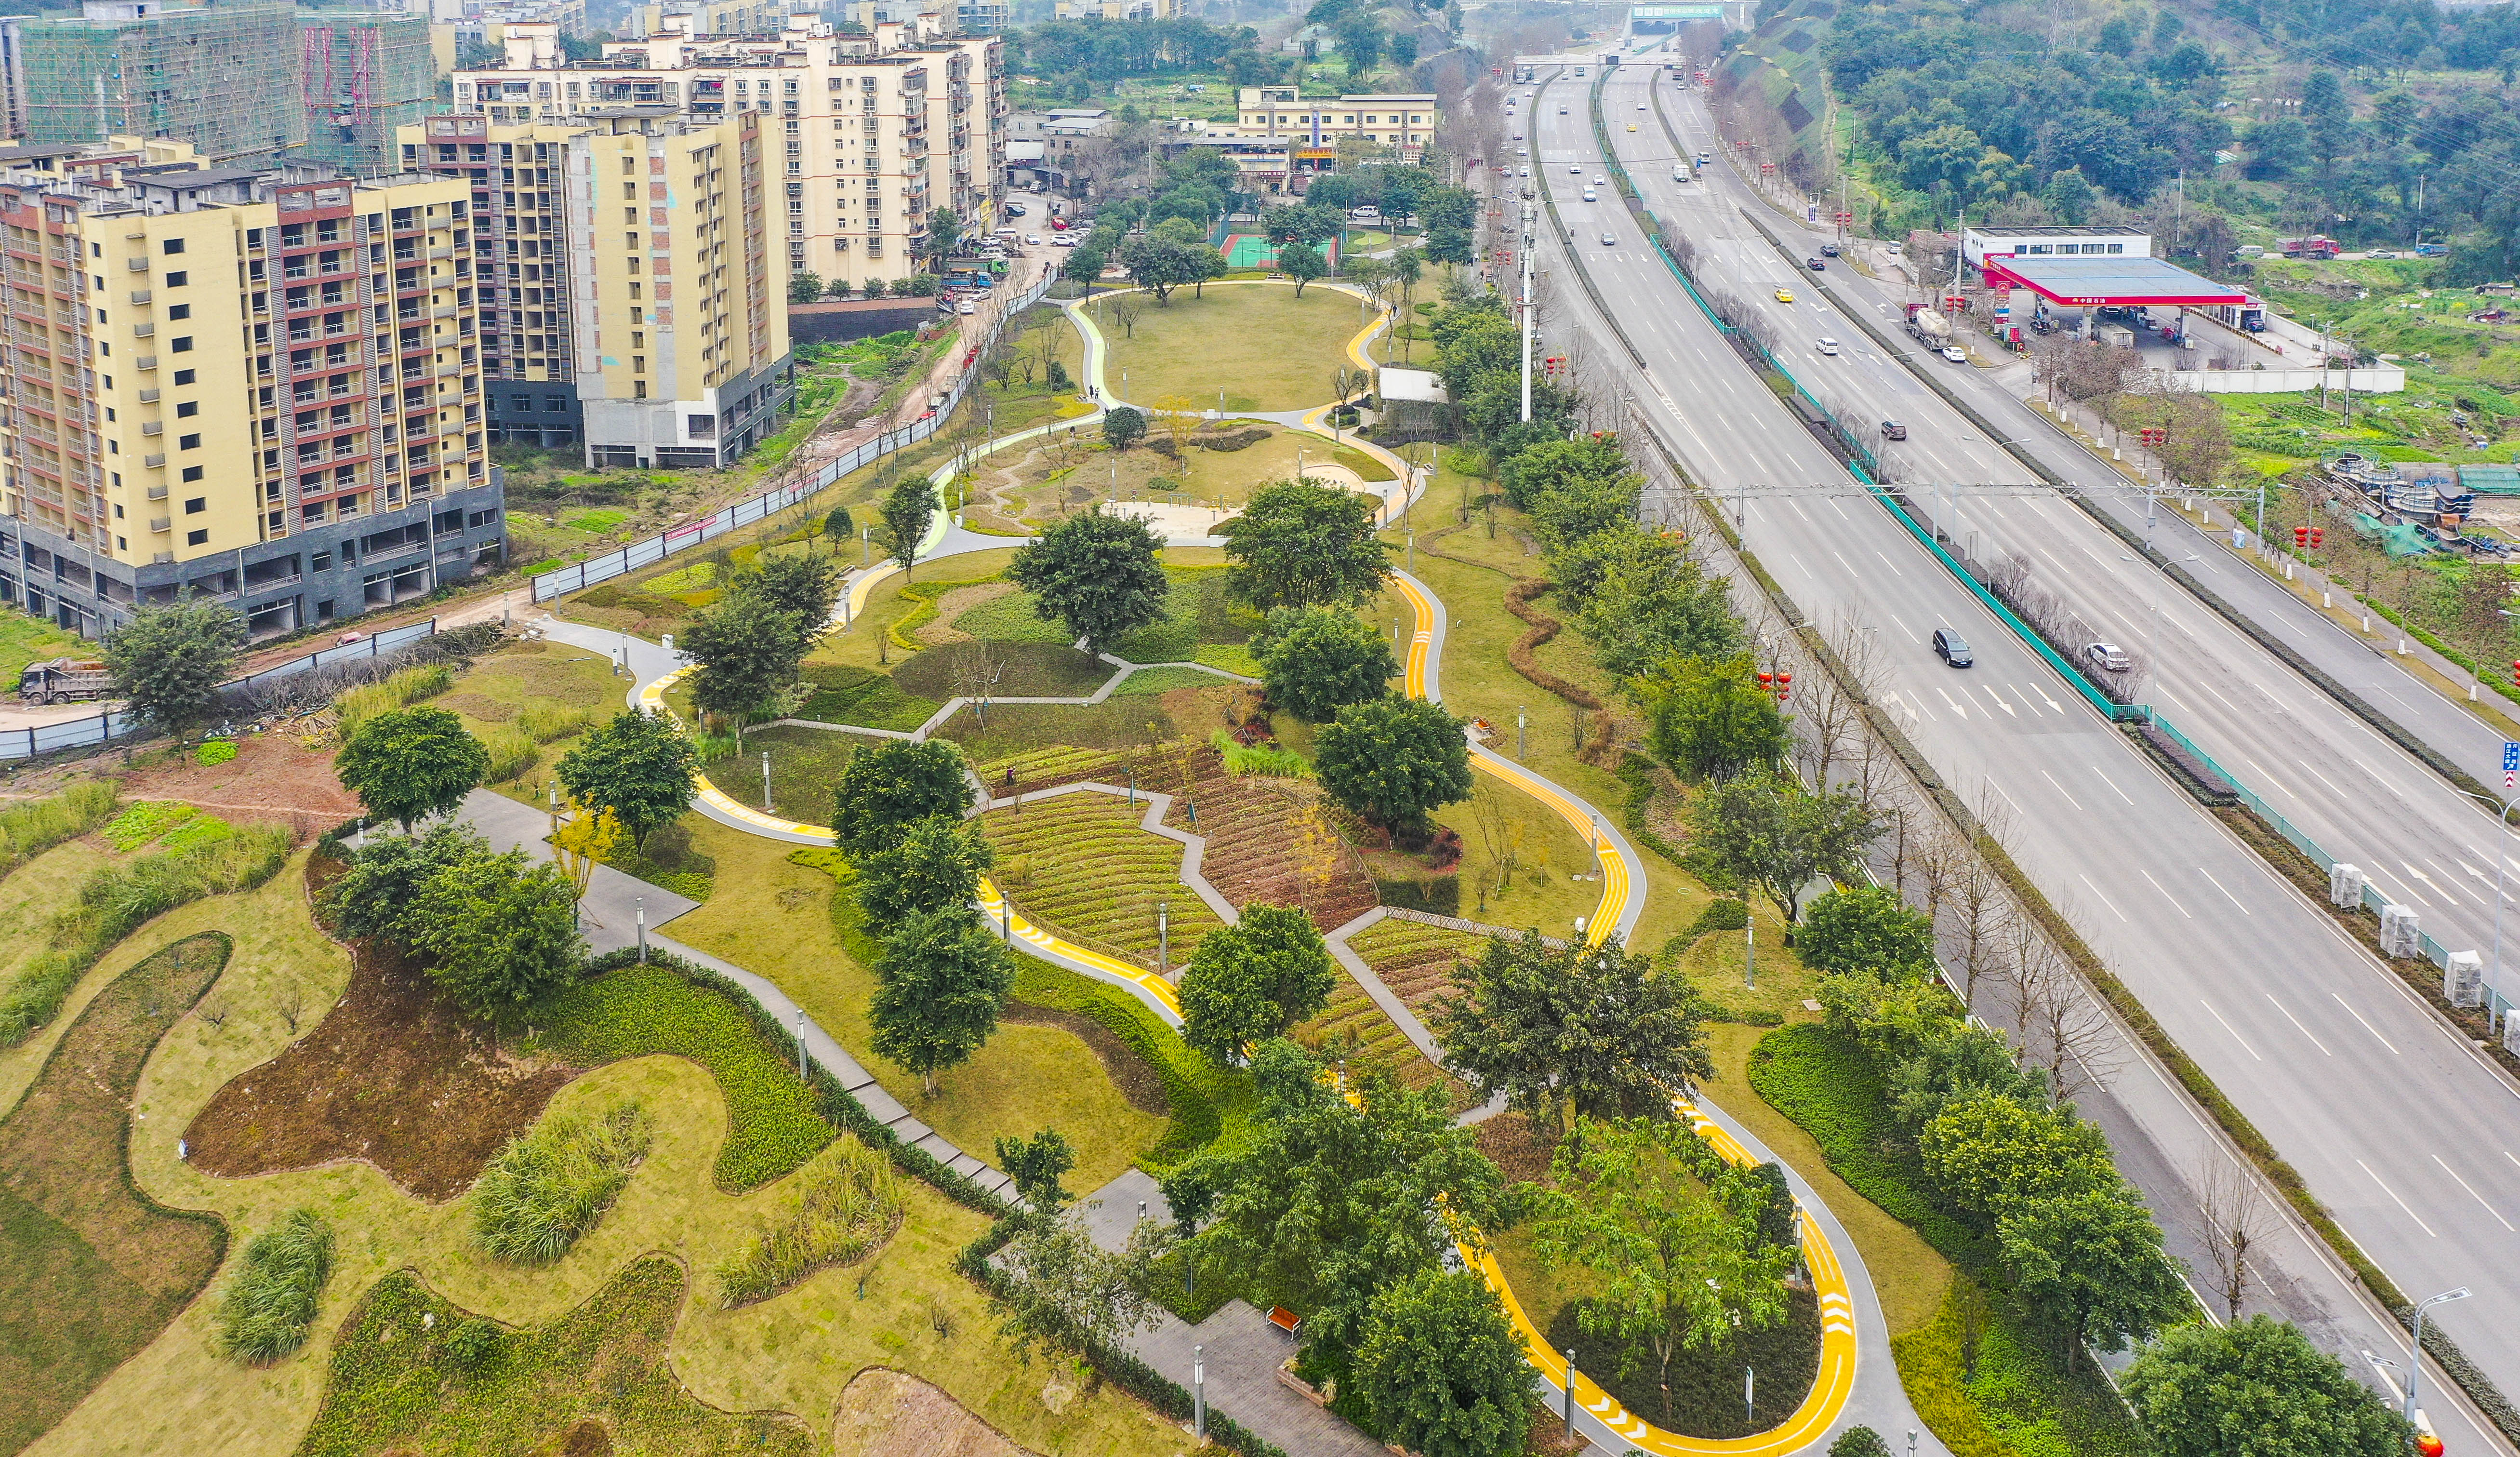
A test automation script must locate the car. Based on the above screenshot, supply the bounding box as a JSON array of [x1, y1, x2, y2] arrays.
[[1006, 203, 1026, 217], [1051, 235, 1078, 247], [1774, 287, 1795, 302], [1518, 147, 1529, 157], [1559, 105, 1569, 114], [1820, 242, 1839, 256], [1638, 101, 1648, 109], [2367, 249, 2400, 259], [2085, 641, 2132, 672], [1806, 256, 1825, 270], [1519, 166, 1531, 176], [1024, 234, 1042, 245], [1592, 173, 1606, 184], [1570, 163, 1584, 174], [1512, 131, 1525, 140], [1672, 166, 1689, 182], [1886, 243, 1902, 256], [1627, 122, 1638, 131], [957, 301, 975, 315], [1932, 628, 1973, 668], [1817, 337, 1840, 355], [1939, 345, 1968, 363], [1601, 231, 1617, 245], [1881, 419, 1908, 440], [1581, 188, 1597, 201]]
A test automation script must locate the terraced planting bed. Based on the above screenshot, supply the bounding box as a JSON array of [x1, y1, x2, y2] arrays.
[[1162, 771, 1376, 933], [978, 792, 1226, 970], [1291, 973, 1471, 1109], [1347, 917, 1487, 1020]]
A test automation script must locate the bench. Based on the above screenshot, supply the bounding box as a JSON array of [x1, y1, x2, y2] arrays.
[[1267, 1306, 1302, 1337]]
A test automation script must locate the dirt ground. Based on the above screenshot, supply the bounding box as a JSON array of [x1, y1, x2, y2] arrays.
[[182, 859, 579, 1202], [117, 733, 360, 828], [830, 1368, 1043, 1457]]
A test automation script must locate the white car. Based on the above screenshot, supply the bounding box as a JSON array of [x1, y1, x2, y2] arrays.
[[957, 301, 975, 315], [1051, 235, 1078, 247], [1817, 337, 1840, 355], [1568, 163, 1583, 174], [1024, 234, 1042, 245], [1581, 188, 1597, 201], [1600, 231, 1617, 246], [1638, 101, 1648, 110], [1592, 173, 1606, 185], [1518, 147, 1529, 157], [1939, 345, 1967, 363], [2085, 641, 2132, 671], [1519, 166, 1531, 176]]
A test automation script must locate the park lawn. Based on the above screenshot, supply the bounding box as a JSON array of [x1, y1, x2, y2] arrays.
[[438, 640, 635, 807], [35, 849, 1181, 1457], [971, 420, 1359, 525], [0, 605, 84, 683], [664, 821, 1169, 1193], [1093, 281, 1383, 412], [0, 841, 117, 1111]]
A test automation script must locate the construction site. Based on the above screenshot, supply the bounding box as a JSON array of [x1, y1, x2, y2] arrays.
[[299, 10, 438, 175]]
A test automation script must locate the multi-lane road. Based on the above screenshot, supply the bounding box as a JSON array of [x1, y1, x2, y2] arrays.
[[1505, 51, 2520, 1450]]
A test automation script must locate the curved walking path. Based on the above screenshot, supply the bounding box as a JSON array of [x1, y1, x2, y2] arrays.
[[567, 287, 1923, 1453]]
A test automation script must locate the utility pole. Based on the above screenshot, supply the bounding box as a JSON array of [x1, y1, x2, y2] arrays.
[[1519, 196, 1536, 423]]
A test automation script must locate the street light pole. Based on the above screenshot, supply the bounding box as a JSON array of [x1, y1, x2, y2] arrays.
[[2405, 1288, 2472, 1441], [2451, 789, 2517, 1034]]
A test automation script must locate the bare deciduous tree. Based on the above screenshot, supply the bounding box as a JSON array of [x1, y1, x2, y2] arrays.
[[277, 983, 306, 1036], [2191, 1155, 2276, 1323], [2001, 918, 2118, 1104]]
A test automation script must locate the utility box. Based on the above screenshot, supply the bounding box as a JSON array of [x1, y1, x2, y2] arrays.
[[2506, 1016, 2520, 1056], [2380, 904, 2420, 959], [2447, 950, 2483, 1008], [2329, 862, 2365, 909]]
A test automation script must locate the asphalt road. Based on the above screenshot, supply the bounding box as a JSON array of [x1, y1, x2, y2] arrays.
[[1508, 53, 2520, 1448]]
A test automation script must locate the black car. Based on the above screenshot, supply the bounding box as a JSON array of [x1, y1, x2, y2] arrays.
[[1820, 242, 1840, 256], [1806, 257, 1826, 270], [1881, 419, 1908, 440], [1932, 628, 1973, 668]]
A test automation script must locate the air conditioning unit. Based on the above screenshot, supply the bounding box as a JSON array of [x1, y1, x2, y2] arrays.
[[2329, 862, 2365, 909], [2379, 904, 2420, 959], [2446, 950, 2483, 1008]]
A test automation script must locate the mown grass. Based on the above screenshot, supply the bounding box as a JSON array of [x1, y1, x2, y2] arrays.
[[713, 1135, 903, 1308], [211, 1209, 333, 1363], [472, 1100, 655, 1265], [1093, 281, 1378, 411]]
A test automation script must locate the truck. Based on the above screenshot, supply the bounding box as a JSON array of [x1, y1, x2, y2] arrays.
[[2281, 234, 2342, 259], [2097, 322, 2139, 350], [1904, 303, 1952, 347], [18, 657, 111, 705]]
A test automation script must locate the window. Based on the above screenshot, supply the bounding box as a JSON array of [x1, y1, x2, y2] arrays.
[[171, 336, 192, 352], [167, 304, 189, 320], [182, 464, 205, 482], [179, 433, 200, 450], [183, 496, 205, 513], [186, 528, 208, 546], [173, 368, 195, 385], [544, 396, 565, 412], [165, 270, 187, 287], [312, 549, 332, 570], [163, 238, 186, 255], [176, 401, 197, 417], [512, 395, 531, 411]]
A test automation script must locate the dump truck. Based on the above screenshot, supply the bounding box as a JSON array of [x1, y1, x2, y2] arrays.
[[2281, 235, 2342, 259], [18, 657, 111, 705]]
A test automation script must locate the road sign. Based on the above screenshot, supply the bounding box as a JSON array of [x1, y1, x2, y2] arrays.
[[2503, 740, 2518, 788]]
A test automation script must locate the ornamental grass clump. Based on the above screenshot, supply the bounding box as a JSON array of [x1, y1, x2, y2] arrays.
[[714, 1136, 904, 1307], [0, 779, 119, 872], [472, 1100, 653, 1265], [212, 1208, 335, 1363]]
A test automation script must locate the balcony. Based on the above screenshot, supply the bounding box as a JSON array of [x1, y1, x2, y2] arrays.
[[147, 516, 169, 532], [128, 290, 150, 305], [131, 322, 153, 337], [140, 421, 161, 436], [125, 258, 147, 272], [135, 356, 157, 370], [146, 483, 166, 500], [143, 453, 165, 467]]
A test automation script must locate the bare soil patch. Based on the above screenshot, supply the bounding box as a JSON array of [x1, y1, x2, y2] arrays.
[[831, 1367, 1042, 1457], [115, 731, 362, 829], [181, 858, 578, 1201], [1003, 1002, 1170, 1117], [1472, 1109, 1558, 1185]]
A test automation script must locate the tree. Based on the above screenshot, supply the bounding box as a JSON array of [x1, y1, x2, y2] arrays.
[[2122, 1317, 2409, 1457], [1120, 235, 1203, 302], [101, 595, 244, 733], [1565, 531, 1743, 681], [1500, 433, 1630, 512], [1525, 1117, 1794, 1424], [1218, 477, 1394, 611], [824, 505, 855, 546], [1189, 242, 1229, 298], [2041, 167, 2096, 225], [1689, 772, 1879, 922], [1257, 606, 1398, 722], [1635, 652, 1790, 781], [555, 709, 698, 848], [679, 589, 805, 731], [880, 476, 939, 580], [1999, 1182, 2193, 1361], [408, 846, 585, 1027], [994, 1128, 1077, 1216], [1280, 241, 1327, 295], [1353, 1270, 1535, 1457], [1436, 931, 1713, 1133], [1005, 505, 1169, 655], [1797, 886, 1936, 977], [830, 738, 974, 858], [321, 820, 487, 946], [1179, 903, 1339, 1064], [1102, 404, 1148, 451], [788, 268, 825, 304], [989, 1215, 1167, 1362], [1188, 1040, 1514, 1366], [1830, 1429, 1894, 1457], [1316, 693, 1473, 837], [869, 905, 1012, 1096], [1061, 244, 1109, 296], [551, 797, 623, 898], [336, 706, 491, 832], [746, 551, 844, 636], [924, 206, 963, 272], [857, 814, 992, 929]]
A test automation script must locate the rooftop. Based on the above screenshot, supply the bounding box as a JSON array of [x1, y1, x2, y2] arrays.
[[1977, 254, 2250, 308]]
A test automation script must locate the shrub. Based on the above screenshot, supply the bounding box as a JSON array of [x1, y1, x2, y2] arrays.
[[444, 1315, 503, 1373], [335, 662, 454, 737], [1689, 897, 1751, 935], [0, 778, 119, 872], [195, 738, 239, 767], [714, 1136, 904, 1307], [1208, 731, 1309, 778], [484, 726, 540, 784], [212, 1209, 334, 1363], [472, 1100, 654, 1264]]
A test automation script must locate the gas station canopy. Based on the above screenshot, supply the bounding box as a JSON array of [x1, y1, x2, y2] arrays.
[[1977, 255, 2252, 310]]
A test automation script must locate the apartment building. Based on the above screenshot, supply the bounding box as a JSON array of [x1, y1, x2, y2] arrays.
[[0, 0, 304, 163], [629, 0, 783, 39], [300, 9, 441, 178], [0, 153, 503, 641], [1053, 0, 1175, 20], [450, 13, 1007, 292], [1227, 85, 1438, 162], [401, 107, 792, 466]]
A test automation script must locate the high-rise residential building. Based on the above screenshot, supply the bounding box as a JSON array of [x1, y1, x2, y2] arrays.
[[1052, 0, 1171, 21], [0, 146, 504, 641], [629, 0, 783, 39], [401, 107, 794, 466], [299, 10, 442, 178], [0, 0, 305, 163], [450, 13, 1007, 292]]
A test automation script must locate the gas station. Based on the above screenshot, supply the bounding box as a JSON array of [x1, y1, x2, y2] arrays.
[[1961, 227, 2267, 359]]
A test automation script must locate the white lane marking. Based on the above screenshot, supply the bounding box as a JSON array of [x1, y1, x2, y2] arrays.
[[2090, 764, 2136, 805], [2198, 866, 2253, 915], [1987, 778, 2022, 815], [2330, 993, 2401, 1055], [2298, 759, 2349, 798], [2431, 1154, 2517, 1232], [2202, 998, 2262, 1061], [2358, 1159, 2439, 1237], [2140, 867, 2192, 917], [1936, 687, 1969, 719], [1873, 550, 1903, 578], [1981, 684, 2018, 718], [2080, 873, 2128, 921], [2264, 994, 2332, 1056], [2039, 769, 2083, 811], [2422, 856, 2486, 909], [2029, 681, 2064, 712]]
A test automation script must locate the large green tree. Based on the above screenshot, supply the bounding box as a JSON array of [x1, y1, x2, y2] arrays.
[[1634, 652, 1790, 781], [1316, 693, 1473, 837], [1796, 886, 1936, 978], [679, 588, 806, 729], [1436, 931, 1713, 1134], [994, 1128, 1078, 1218], [881, 476, 940, 580], [830, 737, 974, 858], [1178, 903, 1339, 1065], [1563, 530, 1743, 681], [1182, 1039, 1514, 1367], [336, 706, 492, 832], [1688, 772, 1878, 923], [856, 814, 992, 930], [554, 709, 698, 848], [321, 820, 487, 945], [1353, 1270, 1535, 1457], [408, 845, 585, 1026], [1499, 433, 1630, 512], [2122, 1317, 2409, 1457], [1279, 241, 1327, 295], [746, 551, 845, 637], [1257, 606, 1398, 722], [869, 904, 1012, 1096], [1005, 506, 1170, 655], [1220, 478, 1395, 612], [102, 595, 244, 733]]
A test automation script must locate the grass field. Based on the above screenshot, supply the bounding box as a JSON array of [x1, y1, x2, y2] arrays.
[[968, 419, 1361, 528], [1093, 281, 1379, 411], [978, 791, 1227, 970], [440, 641, 635, 805], [0, 606, 84, 685]]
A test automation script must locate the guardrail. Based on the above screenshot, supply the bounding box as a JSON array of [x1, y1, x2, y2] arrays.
[[0, 617, 439, 762], [531, 272, 1057, 604]]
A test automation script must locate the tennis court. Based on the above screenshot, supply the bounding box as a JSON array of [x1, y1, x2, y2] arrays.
[[1221, 233, 1277, 267]]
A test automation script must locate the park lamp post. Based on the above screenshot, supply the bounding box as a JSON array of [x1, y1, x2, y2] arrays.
[[2405, 1288, 2471, 1440]]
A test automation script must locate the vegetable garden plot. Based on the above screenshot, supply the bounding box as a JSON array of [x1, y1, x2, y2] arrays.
[[979, 794, 1225, 970], [1347, 918, 1488, 1018]]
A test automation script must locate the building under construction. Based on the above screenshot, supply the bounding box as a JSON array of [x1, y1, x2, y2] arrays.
[[1, 0, 305, 162], [298, 10, 438, 175]]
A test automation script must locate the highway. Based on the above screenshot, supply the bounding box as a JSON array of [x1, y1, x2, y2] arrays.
[[1508, 53, 2520, 1447]]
